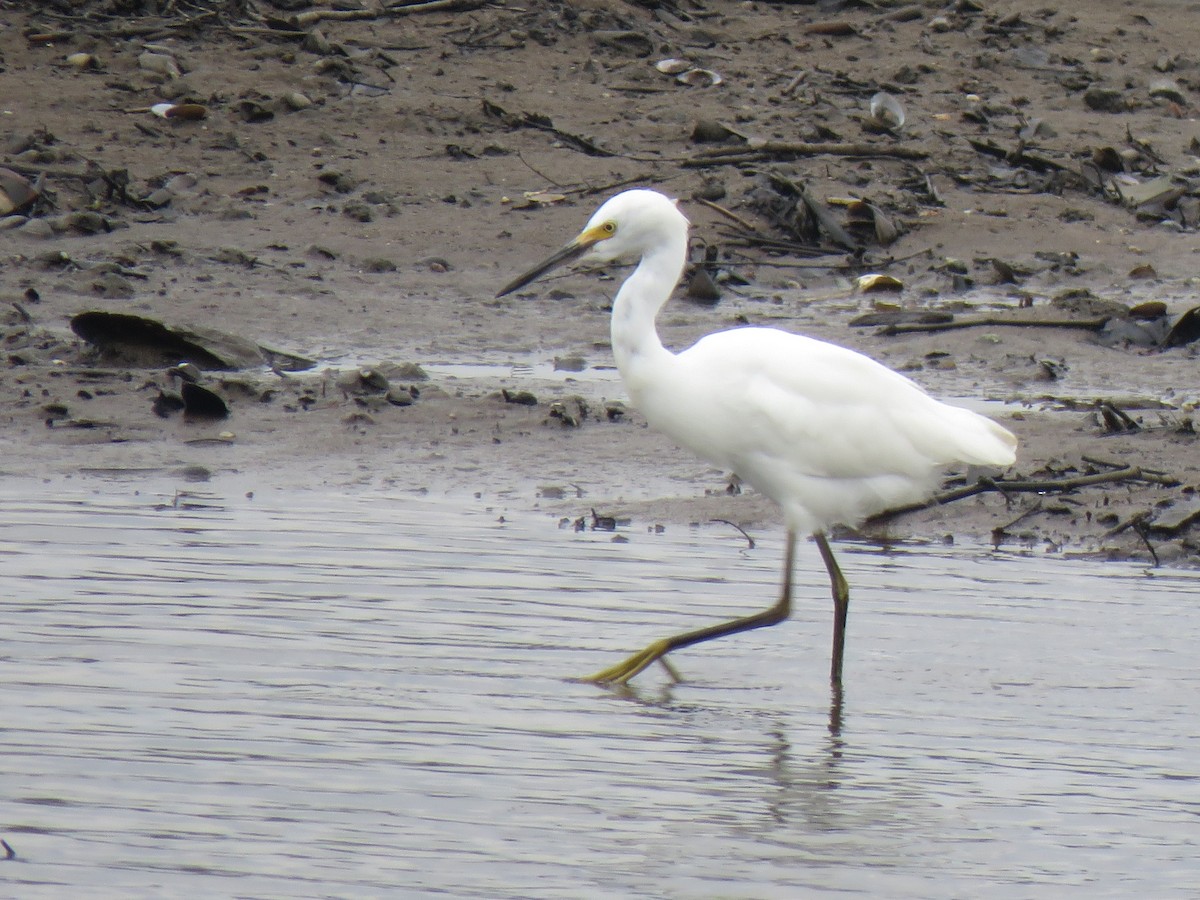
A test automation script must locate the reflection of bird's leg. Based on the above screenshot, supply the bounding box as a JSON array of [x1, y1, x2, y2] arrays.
[[582, 530, 798, 685], [827, 681, 845, 739], [813, 531, 850, 686]]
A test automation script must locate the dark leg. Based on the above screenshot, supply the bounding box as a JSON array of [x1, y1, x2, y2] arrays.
[[583, 530, 799, 684], [813, 531, 850, 686]]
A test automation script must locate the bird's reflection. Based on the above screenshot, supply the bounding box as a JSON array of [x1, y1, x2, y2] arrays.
[[761, 684, 849, 828], [594, 674, 857, 831], [828, 681, 845, 742], [599, 674, 845, 743]]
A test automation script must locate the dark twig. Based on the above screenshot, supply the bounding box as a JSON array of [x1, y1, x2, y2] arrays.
[[293, 0, 485, 26], [1098, 401, 1139, 434], [569, 174, 663, 199], [872, 315, 1111, 336], [1081, 455, 1175, 482], [482, 99, 613, 158], [711, 519, 756, 549], [1131, 518, 1160, 566], [694, 196, 761, 234], [868, 466, 1179, 525], [1, 839, 14, 861], [1105, 511, 1151, 538], [683, 140, 928, 168], [515, 152, 568, 188], [991, 498, 1044, 535]]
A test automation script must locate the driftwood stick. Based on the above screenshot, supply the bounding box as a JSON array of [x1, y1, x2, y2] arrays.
[[684, 141, 928, 167], [868, 466, 1180, 524], [0, 161, 108, 181], [993, 498, 1044, 532], [29, 14, 216, 41], [710, 519, 756, 550], [1081, 455, 1176, 482], [874, 315, 1111, 336], [694, 196, 761, 234], [294, 0, 485, 26]]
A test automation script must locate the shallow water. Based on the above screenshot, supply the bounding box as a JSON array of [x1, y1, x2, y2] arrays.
[[3, 481, 1198, 898]]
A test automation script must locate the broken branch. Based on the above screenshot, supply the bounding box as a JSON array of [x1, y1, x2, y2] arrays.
[[871, 315, 1111, 336], [867, 465, 1180, 525], [683, 141, 928, 168], [293, 0, 486, 27]]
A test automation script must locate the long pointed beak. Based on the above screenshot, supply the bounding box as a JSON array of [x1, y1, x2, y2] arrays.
[[496, 231, 600, 298]]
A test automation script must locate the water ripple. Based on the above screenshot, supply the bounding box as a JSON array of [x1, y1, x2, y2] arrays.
[[2, 481, 1198, 897]]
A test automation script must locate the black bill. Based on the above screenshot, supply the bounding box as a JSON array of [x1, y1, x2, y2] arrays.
[[496, 238, 591, 298]]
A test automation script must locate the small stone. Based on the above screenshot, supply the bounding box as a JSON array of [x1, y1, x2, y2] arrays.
[[91, 272, 136, 298], [386, 387, 415, 406], [284, 91, 313, 111], [1084, 87, 1128, 113], [19, 219, 54, 239], [389, 362, 429, 381], [501, 389, 537, 406], [553, 355, 586, 372], [236, 99, 274, 123], [64, 211, 111, 234], [317, 171, 360, 194], [1149, 78, 1186, 105], [337, 367, 389, 394], [138, 51, 181, 78], [548, 396, 588, 427], [342, 201, 372, 223], [691, 119, 735, 143], [1154, 54, 1177, 73]]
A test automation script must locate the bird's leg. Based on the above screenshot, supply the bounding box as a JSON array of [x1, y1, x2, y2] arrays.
[[657, 656, 683, 683], [813, 531, 850, 686], [582, 530, 798, 685]]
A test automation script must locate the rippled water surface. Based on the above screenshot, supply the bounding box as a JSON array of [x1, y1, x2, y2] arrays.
[[3, 481, 1199, 898]]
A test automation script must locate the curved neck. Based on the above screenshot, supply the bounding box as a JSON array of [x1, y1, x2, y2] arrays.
[[609, 238, 686, 391]]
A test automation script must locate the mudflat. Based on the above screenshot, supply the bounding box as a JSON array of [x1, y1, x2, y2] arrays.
[[2, 0, 1198, 564]]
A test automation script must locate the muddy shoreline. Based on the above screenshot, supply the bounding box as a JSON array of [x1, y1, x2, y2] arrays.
[[1, 1, 1198, 565]]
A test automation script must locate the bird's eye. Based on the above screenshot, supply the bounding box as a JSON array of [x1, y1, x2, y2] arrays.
[[602, 221, 616, 234]]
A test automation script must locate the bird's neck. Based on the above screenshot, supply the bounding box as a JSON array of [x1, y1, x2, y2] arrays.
[[610, 242, 685, 395]]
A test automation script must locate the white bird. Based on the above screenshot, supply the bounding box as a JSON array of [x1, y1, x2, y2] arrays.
[[498, 189, 1017, 686]]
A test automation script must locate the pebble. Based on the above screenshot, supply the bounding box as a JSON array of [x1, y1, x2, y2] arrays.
[[90, 272, 135, 298], [138, 51, 181, 78], [1084, 86, 1128, 113], [284, 91, 313, 111], [1149, 78, 1186, 104], [19, 219, 54, 239]]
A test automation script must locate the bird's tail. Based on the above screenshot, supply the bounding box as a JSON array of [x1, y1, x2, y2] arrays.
[[942, 405, 1018, 467]]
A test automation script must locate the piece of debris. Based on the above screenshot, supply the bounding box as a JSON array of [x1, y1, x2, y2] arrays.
[[548, 396, 588, 427], [70, 311, 315, 371]]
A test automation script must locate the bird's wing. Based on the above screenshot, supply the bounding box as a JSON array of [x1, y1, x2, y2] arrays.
[[668, 327, 1013, 482]]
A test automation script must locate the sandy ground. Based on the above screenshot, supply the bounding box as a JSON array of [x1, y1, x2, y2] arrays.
[[1, 0, 1199, 565]]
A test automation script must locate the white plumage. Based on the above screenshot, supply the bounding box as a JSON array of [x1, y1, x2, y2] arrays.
[[499, 188, 1016, 686]]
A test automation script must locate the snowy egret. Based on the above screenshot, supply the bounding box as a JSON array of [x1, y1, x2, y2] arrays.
[[498, 189, 1017, 685]]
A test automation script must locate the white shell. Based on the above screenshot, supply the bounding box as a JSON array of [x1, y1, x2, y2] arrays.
[[677, 68, 723, 87], [868, 92, 906, 129], [856, 273, 904, 293], [655, 58, 691, 75]]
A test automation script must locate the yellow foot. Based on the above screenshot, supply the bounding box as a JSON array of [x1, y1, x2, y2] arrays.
[[580, 638, 672, 685]]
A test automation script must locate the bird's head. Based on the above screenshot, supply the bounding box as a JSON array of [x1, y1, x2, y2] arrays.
[[496, 189, 688, 297]]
